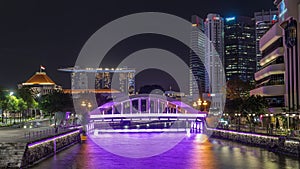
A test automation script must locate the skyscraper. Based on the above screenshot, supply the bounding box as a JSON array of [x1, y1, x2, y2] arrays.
[[205, 13, 225, 94], [189, 15, 205, 98], [224, 16, 256, 83], [204, 14, 225, 110], [254, 10, 278, 71]]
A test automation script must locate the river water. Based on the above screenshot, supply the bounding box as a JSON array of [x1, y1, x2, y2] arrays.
[[32, 133, 300, 169]]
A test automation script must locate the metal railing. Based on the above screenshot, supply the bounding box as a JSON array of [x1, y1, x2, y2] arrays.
[[23, 127, 73, 142]]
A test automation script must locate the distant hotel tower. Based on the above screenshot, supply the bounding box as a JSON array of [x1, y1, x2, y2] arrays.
[[59, 67, 135, 95], [189, 15, 206, 98], [224, 16, 256, 83]]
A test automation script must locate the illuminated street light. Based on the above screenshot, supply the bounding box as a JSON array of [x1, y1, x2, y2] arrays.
[[193, 102, 197, 108], [197, 99, 202, 106], [203, 100, 208, 112], [88, 102, 92, 109], [81, 101, 87, 107]]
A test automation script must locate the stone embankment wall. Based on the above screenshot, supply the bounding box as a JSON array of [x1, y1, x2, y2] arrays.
[[0, 143, 27, 168], [208, 128, 300, 157], [0, 129, 80, 168]]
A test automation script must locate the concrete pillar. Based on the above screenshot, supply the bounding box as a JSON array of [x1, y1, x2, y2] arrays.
[[111, 106, 114, 115], [138, 98, 142, 113], [148, 98, 151, 114], [130, 100, 133, 114], [175, 105, 178, 114], [157, 100, 160, 113], [166, 102, 169, 114], [121, 102, 124, 114]]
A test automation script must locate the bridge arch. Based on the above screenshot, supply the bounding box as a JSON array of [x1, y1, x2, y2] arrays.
[[89, 94, 206, 121]]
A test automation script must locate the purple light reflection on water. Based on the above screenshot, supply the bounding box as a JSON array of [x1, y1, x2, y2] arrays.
[[31, 133, 300, 169]]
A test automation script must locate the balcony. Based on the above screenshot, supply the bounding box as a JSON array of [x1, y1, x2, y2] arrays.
[[260, 23, 282, 51], [260, 47, 284, 67], [250, 85, 285, 97], [255, 63, 285, 81]]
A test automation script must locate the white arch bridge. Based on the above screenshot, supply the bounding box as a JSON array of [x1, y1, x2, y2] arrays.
[[89, 94, 207, 122]]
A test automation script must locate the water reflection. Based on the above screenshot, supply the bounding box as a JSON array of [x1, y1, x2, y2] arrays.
[[32, 133, 300, 169]]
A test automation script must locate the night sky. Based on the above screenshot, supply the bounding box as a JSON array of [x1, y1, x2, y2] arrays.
[[0, 0, 275, 92]]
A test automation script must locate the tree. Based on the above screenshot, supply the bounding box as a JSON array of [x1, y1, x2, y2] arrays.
[[0, 88, 6, 123], [225, 79, 254, 115], [242, 95, 268, 115], [18, 98, 28, 122], [17, 87, 35, 119], [6, 95, 20, 124], [39, 90, 74, 127], [226, 79, 254, 100], [242, 95, 268, 131]]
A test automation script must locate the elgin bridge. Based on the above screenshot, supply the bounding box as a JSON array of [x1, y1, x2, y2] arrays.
[[85, 94, 207, 134]]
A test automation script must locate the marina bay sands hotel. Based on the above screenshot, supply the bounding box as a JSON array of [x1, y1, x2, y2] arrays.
[[59, 67, 136, 95]]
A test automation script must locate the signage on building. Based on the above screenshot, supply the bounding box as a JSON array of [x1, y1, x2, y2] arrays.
[[284, 18, 297, 48], [225, 17, 236, 22], [279, 0, 287, 20]]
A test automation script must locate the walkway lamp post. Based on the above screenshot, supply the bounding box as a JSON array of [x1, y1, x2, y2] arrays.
[[286, 113, 290, 131], [235, 113, 241, 131], [203, 100, 208, 112], [249, 114, 255, 132], [81, 101, 92, 125], [193, 99, 202, 111], [193, 99, 208, 112]]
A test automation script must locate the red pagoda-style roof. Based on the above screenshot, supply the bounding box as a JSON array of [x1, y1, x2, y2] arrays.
[[23, 72, 55, 85]]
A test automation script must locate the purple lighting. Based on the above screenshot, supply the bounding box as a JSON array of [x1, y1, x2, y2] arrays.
[[28, 130, 80, 148]]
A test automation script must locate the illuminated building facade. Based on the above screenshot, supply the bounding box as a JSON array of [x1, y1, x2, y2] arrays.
[[224, 16, 256, 82], [274, 0, 300, 111], [255, 10, 278, 71], [189, 15, 206, 98], [20, 71, 62, 96], [59, 67, 135, 95], [250, 22, 285, 113], [251, 0, 300, 113], [204, 13, 225, 110]]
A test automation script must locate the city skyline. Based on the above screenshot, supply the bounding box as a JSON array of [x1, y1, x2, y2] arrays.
[[0, 1, 275, 90]]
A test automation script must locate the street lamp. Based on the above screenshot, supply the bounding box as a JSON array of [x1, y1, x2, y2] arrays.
[[203, 100, 208, 112], [193, 99, 208, 112], [235, 113, 241, 131], [87, 102, 92, 110], [81, 101, 87, 107], [81, 101, 92, 112], [286, 113, 290, 131], [193, 102, 197, 108], [197, 99, 202, 107], [249, 114, 255, 132]]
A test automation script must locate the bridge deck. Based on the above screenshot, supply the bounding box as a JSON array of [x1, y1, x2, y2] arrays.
[[90, 113, 206, 121]]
